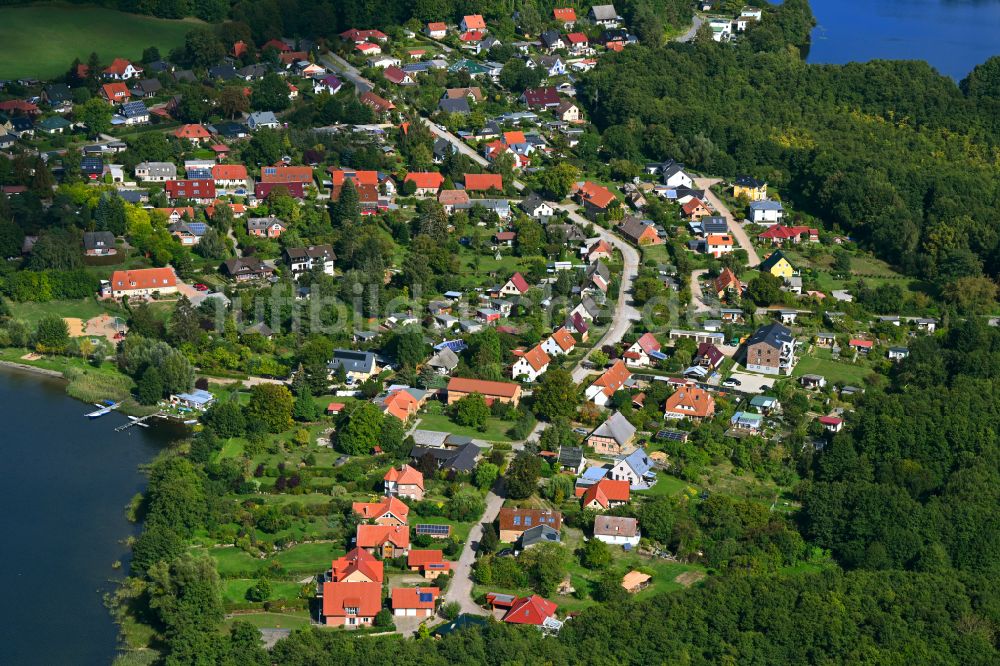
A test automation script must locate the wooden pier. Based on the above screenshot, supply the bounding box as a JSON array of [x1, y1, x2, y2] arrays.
[[114, 412, 165, 432]]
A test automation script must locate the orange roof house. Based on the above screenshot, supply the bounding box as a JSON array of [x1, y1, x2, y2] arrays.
[[359, 91, 395, 116], [108, 267, 178, 298], [553, 8, 577, 23], [352, 496, 410, 526], [381, 389, 420, 422], [446, 377, 522, 406], [404, 171, 445, 194], [407, 550, 451, 579], [391, 586, 439, 616], [461, 14, 487, 31], [356, 524, 410, 557], [581, 478, 631, 510], [576, 181, 616, 215], [173, 124, 211, 142], [585, 359, 631, 406], [682, 198, 711, 219], [384, 464, 424, 500], [330, 547, 384, 583], [512, 344, 551, 382], [103, 58, 141, 78], [101, 82, 130, 103], [543, 327, 577, 356], [663, 384, 716, 420], [499, 595, 558, 626], [260, 164, 314, 184], [715, 267, 742, 297], [465, 173, 503, 192], [321, 581, 382, 627]]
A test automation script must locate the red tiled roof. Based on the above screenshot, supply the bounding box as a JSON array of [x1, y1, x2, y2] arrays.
[[438, 189, 470, 206], [356, 524, 410, 549], [504, 595, 558, 625], [173, 124, 211, 139], [104, 58, 137, 76], [566, 32, 588, 44], [465, 173, 503, 191], [503, 130, 526, 145], [212, 164, 248, 180], [260, 165, 313, 184], [592, 360, 631, 397], [507, 272, 530, 293], [384, 66, 409, 84], [110, 267, 177, 292], [554, 8, 577, 22], [521, 87, 560, 107], [682, 198, 707, 215], [819, 415, 843, 426], [321, 581, 381, 619], [664, 385, 716, 419], [404, 171, 444, 190], [582, 479, 631, 509], [101, 83, 130, 101], [850, 339, 873, 348], [427, 22, 447, 32], [382, 389, 419, 421], [447, 377, 520, 399], [462, 14, 486, 29], [352, 496, 410, 522], [634, 332, 661, 354], [359, 91, 395, 112], [459, 30, 485, 42], [391, 586, 438, 610], [549, 327, 576, 352], [520, 345, 551, 372], [331, 547, 383, 583], [407, 549, 445, 567], [577, 181, 615, 209], [498, 508, 562, 532], [384, 464, 423, 489]]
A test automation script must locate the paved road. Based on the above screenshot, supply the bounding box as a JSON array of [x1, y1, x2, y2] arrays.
[[319, 52, 373, 93], [552, 204, 642, 384], [690, 268, 712, 313], [445, 485, 505, 616], [675, 15, 705, 43], [695, 177, 760, 266], [420, 119, 532, 191]]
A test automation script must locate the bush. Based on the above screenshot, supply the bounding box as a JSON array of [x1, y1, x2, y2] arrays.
[[374, 608, 394, 628], [246, 578, 272, 602]]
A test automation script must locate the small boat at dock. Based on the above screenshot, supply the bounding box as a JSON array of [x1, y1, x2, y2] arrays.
[[85, 400, 121, 419]]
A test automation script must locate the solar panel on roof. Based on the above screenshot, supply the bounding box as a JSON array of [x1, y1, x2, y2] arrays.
[[656, 429, 687, 441], [415, 523, 451, 536], [418, 592, 434, 602]]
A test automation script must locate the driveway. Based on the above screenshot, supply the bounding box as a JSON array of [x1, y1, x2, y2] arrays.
[[724, 370, 776, 395], [690, 268, 711, 313], [444, 485, 505, 616], [695, 177, 760, 266], [675, 14, 705, 42]]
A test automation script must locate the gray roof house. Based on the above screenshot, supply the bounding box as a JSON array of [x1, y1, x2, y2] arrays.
[[410, 441, 483, 473], [557, 446, 585, 475], [426, 347, 459, 374], [327, 349, 377, 377], [609, 447, 656, 490], [589, 4, 621, 24], [518, 524, 561, 551], [588, 411, 636, 451], [83, 231, 116, 256], [438, 97, 471, 114], [247, 111, 279, 130]]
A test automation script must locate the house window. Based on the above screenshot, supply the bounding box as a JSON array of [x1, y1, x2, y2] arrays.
[[525, 516, 532, 526], [513, 516, 520, 525]]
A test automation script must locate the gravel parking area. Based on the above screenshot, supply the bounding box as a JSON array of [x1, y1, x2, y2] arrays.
[[724, 371, 778, 394]]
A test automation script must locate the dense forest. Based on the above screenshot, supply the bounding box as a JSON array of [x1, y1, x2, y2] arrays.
[[578, 0, 1000, 286]]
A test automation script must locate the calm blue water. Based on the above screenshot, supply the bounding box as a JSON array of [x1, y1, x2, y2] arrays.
[[807, 0, 1000, 79], [0, 369, 182, 665]]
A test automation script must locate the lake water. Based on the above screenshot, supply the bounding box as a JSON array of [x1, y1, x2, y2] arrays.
[[0, 368, 182, 665], [807, 0, 1000, 79]]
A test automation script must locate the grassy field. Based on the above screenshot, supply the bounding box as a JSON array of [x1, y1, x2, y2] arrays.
[[0, 4, 200, 79], [9, 298, 119, 327], [416, 402, 528, 442], [793, 354, 873, 385]]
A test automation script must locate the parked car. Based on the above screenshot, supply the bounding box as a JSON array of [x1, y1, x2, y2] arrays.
[[193, 283, 209, 291], [722, 378, 741, 387]]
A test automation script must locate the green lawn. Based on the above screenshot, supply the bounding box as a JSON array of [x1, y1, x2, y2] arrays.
[[271, 542, 344, 575], [222, 579, 305, 605], [0, 4, 201, 79], [417, 403, 528, 443], [222, 611, 313, 631], [793, 354, 872, 385], [9, 298, 119, 327], [633, 474, 690, 498]]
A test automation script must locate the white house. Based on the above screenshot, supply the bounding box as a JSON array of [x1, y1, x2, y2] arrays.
[[593, 516, 640, 547], [519, 194, 554, 220], [134, 161, 176, 182], [247, 111, 279, 130], [511, 345, 550, 382], [608, 448, 656, 490], [749, 199, 784, 225], [624, 332, 661, 368], [661, 163, 694, 189], [541, 327, 576, 356]]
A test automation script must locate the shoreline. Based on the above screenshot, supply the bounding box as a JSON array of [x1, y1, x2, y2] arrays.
[[0, 359, 67, 380]]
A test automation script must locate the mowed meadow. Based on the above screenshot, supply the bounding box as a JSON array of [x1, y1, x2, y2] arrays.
[[0, 3, 199, 79]]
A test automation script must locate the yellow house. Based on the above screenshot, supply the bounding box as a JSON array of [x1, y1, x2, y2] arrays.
[[733, 175, 767, 201], [759, 250, 794, 278]]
